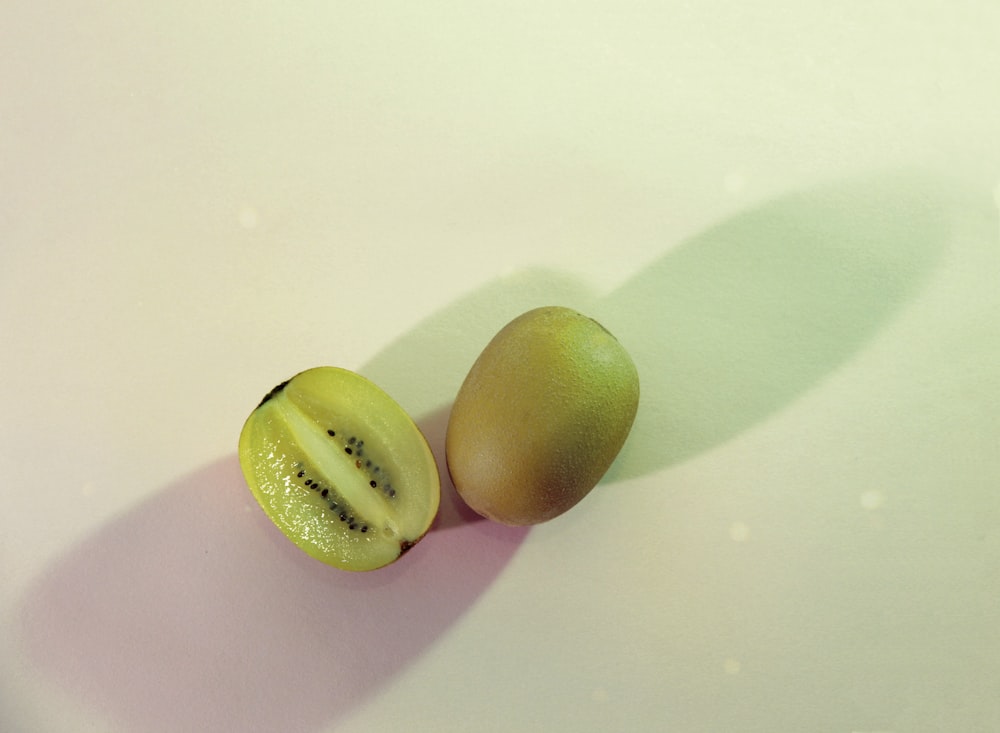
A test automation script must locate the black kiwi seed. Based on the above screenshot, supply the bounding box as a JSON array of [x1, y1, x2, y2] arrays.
[[349, 523, 357, 530], [321, 488, 328, 497], [370, 480, 377, 488], [304, 479, 312, 486], [345, 447, 352, 455], [297, 470, 305, 477], [361, 525, 368, 533], [327, 429, 336, 437], [348, 436, 356, 445], [339, 513, 347, 521]]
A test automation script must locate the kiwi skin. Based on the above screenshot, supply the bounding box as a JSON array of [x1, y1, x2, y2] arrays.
[[445, 306, 639, 526]]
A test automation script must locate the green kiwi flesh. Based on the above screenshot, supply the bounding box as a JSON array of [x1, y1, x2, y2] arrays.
[[239, 367, 440, 571]]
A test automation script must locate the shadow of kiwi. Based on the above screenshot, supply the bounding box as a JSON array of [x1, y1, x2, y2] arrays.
[[361, 170, 954, 483], [604, 171, 954, 478], [20, 452, 529, 733], [18, 170, 954, 733]]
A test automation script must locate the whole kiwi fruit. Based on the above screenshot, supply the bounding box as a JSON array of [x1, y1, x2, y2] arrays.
[[239, 366, 440, 571], [446, 306, 639, 525]]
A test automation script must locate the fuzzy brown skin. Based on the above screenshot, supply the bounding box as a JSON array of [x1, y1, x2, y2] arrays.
[[446, 307, 639, 526]]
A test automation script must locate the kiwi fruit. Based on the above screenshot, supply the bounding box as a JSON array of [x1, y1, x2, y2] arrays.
[[446, 306, 639, 525], [238, 367, 440, 571]]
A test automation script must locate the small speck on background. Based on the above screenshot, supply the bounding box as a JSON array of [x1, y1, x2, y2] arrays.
[[238, 205, 259, 230], [723, 171, 746, 195], [729, 521, 750, 542], [860, 490, 886, 511]]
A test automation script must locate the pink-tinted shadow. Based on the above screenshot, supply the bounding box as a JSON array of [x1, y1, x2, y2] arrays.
[[422, 404, 487, 532], [21, 410, 527, 733]]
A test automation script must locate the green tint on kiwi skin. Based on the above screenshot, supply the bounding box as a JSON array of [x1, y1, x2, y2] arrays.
[[445, 306, 639, 526], [239, 367, 440, 572]]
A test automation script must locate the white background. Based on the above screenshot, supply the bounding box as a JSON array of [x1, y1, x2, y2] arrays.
[[3, 2, 999, 731]]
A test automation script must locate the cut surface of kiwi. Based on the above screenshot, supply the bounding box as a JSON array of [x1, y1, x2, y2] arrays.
[[239, 367, 440, 571]]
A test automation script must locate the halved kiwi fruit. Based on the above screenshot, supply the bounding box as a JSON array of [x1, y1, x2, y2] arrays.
[[238, 367, 440, 571]]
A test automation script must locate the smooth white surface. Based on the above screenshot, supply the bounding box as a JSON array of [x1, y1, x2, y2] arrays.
[[3, 3, 1000, 732]]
